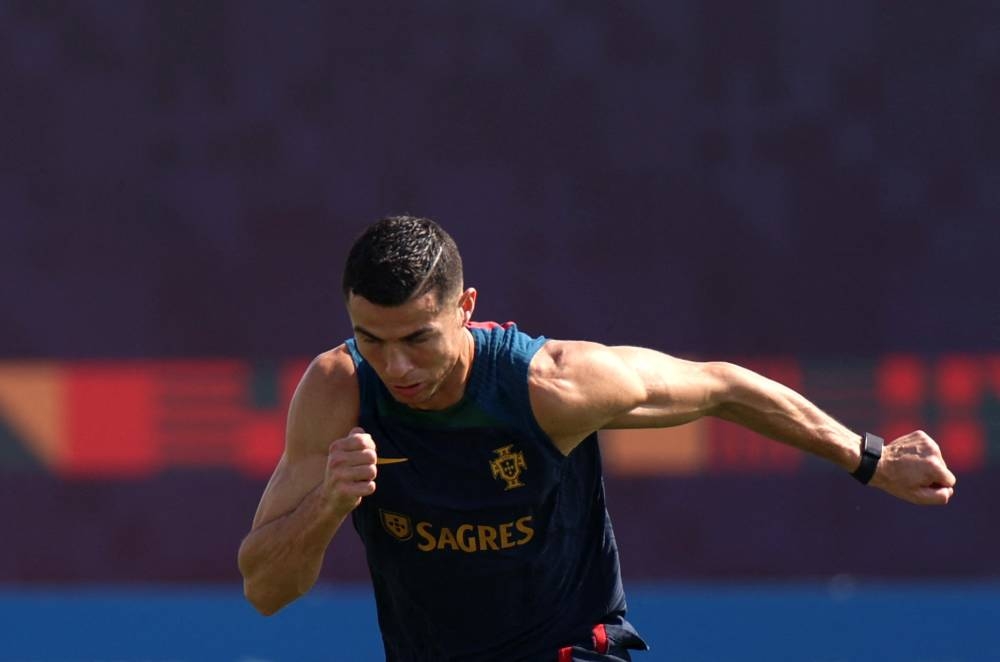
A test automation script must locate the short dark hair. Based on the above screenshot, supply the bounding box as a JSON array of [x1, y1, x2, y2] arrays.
[[342, 216, 463, 307]]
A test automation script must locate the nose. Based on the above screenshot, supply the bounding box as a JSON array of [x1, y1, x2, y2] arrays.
[[383, 345, 413, 380]]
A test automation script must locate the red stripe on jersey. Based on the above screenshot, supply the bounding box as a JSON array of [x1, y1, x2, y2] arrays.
[[466, 320, 515, 330]]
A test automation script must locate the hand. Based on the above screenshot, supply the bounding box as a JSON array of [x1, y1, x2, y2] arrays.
[[869, 430, 956, 505], [323, 427, 378, 517]]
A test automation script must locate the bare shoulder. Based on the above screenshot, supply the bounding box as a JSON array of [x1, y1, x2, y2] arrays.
[[530, 339, 642, 384], [528, 340, 645, 452], [285, 344, 360, 458], [300, 344, 358, 389]]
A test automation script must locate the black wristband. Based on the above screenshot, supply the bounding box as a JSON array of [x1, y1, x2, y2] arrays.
[[851, 432, 883, 485]]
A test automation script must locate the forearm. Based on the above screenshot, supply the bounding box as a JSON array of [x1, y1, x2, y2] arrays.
[[237, 485, 349, 615], [712, 362, 861, 471]]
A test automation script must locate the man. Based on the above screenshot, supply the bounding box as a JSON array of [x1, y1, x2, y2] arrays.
[[238, 216, 955, 661]]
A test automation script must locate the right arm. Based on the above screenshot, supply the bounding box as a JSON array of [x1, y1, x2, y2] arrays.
[[237, 347, 375, 615]]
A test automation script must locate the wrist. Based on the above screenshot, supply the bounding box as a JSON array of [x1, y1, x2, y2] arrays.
[[850, 432, 884, 485], [320, 488, 363, 524]]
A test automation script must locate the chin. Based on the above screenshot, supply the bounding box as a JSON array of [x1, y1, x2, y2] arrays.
[[405, 386, 445, 409]]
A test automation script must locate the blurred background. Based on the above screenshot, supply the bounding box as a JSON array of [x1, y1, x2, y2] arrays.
[[1, 1, 998, 660]]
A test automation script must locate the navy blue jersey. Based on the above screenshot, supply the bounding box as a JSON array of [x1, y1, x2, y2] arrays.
[[345, 322, 643, 661]]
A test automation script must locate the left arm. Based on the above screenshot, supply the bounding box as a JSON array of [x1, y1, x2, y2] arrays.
[[607, 346, 862, 470], [529, 342, 956, 505]]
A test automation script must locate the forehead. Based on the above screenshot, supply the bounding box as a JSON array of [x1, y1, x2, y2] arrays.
[[346, 292, 446, 339]]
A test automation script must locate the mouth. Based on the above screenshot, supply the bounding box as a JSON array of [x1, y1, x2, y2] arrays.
[[391, 383, 423, 397]]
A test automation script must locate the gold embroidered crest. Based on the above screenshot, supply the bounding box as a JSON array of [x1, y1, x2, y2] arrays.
[[380, 509, 413, 540], [490, 445, 527, 490]]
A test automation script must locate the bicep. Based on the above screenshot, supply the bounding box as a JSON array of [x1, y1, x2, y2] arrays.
[[602, 347, 727, 429], [530, 342, 729, 449], [249, 350, 359, 530]]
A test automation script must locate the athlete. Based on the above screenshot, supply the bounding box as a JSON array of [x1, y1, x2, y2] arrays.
[[237, 216, 956, 661]]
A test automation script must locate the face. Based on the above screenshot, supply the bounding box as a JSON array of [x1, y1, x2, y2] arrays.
[[346, 288, 477, 410]]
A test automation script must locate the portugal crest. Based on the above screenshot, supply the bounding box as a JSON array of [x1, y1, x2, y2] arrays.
[[380, 509, 413, 541], [490, 445, 527, 491]]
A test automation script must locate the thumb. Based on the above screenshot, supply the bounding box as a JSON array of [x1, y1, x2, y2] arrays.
[[937, 466, 957, 488], [916, 484, 955, 505]]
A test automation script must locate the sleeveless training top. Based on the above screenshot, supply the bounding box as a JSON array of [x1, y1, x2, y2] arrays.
[[346, 322, 631, 661]]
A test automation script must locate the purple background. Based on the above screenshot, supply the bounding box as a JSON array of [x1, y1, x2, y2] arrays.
[[1, 1, 997, 585], [2, 1, 998, 358]]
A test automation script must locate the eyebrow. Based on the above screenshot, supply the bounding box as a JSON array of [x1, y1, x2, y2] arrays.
[[353, 325, 436, 342]]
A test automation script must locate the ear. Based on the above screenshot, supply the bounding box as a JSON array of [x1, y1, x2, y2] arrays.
[[458, 288, 477, 324]]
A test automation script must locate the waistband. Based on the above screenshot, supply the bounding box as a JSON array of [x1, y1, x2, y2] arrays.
[[556, 618, 649, 661]]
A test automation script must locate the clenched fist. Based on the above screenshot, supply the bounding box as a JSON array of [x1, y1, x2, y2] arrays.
[[870, 430, 957, 505], [323, 427, 378, 517]]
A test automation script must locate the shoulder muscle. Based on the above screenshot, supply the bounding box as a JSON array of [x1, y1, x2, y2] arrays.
[[285, 346, 360, 459], [528, 340, 646, 452]]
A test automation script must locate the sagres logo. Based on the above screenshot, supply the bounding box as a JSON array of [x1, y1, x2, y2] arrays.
[[490, 445, 527, 490], [379, 510, 535, 553], [379, 509, 413, 541]]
